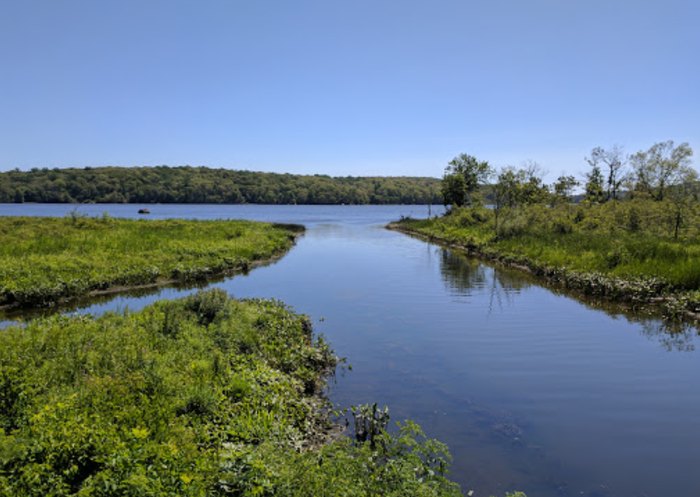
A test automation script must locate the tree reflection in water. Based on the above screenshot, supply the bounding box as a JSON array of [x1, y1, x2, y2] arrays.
[[438, 248, 529, 314], [438, 248, 487, 295], [639, 320, 697, 352], [438, 247, 699, 352]]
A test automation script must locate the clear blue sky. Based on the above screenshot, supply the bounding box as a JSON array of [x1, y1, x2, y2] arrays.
[[1, 0, 698, 180]]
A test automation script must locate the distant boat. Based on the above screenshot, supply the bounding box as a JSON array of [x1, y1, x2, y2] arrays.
[[137, 208, 150, 214]]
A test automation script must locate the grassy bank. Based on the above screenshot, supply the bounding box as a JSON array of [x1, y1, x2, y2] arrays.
[[0, 290, 471, 496], [390, 201, 700, 318], [0, 216, 302, 309]]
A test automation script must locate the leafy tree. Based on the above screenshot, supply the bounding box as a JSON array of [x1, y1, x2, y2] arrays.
[[586, 145, 626, 200], [517, 161, 549, 205], [492, 164, 548, 235], [584, 165, 605, 203], [666, 167, 699, 239], [630, 141, 694, 201], [441, 172, 468, 207], [552, 175, 579, 203], [493, 167, 520, 235], [441, 153, 492, 207], [493, 168, 521, 208]]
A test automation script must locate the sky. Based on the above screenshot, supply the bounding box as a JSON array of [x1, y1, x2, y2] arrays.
[[1, 0, 698, 181]]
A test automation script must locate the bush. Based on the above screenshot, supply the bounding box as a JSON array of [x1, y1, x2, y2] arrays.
[[185, 288, 230, 325]]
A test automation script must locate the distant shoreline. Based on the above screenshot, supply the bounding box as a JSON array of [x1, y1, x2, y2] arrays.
[[0, 165, 442, 205]]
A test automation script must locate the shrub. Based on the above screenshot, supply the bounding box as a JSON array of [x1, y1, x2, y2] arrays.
[[185, 288, 230, 325]]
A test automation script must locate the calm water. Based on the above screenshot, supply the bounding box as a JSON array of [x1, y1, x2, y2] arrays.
[[2, 204, 700, 497]]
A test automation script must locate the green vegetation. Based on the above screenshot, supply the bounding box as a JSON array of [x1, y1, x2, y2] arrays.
[[395, 200, 700, 284], [399, 141, 700, 318], [392, 201, 700, 315], [440, 154, 492, 207], [0, 166, 441, 205], [0, 216, 301, 309], [0, 290, 470, 496]]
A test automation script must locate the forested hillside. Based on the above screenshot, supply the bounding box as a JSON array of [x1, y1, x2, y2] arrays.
[[0, 166, 441, 204]]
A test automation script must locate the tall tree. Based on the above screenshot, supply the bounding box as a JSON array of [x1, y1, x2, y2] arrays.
[[518, 161, 549, 205], [666, 168, 699, 239], [492, 167, 520, 235], [586, 145, 626, 200], [630, 141, 694, 201], [441, 173, 468, 207], [584, 165, 605, 203], [441, 154, 492, 207], [552, 175, 579, 203]]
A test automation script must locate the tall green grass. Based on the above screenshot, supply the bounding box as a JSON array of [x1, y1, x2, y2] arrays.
[[0, 216, 300, 308]]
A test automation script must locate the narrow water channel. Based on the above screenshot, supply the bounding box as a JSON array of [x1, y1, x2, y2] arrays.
[[2, 204, 699, 497]]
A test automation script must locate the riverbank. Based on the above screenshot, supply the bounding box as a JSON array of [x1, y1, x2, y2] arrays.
[[0, 289, 466, 496], [389, 203, 700, 321], [0, 216, 303, 310]]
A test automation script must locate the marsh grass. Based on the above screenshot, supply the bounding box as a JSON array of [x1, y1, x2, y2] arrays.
[[0, 216, 300, 308], [0, 290, 468, 497]]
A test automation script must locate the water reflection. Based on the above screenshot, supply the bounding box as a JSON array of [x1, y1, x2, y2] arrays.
[[438, 248, 537, 318], [430, 244, 700, 496], [639, 320, 698, 352], [439, 249, 488, 295], [437, 246, 699, 352], [0, 265, 252, 327]]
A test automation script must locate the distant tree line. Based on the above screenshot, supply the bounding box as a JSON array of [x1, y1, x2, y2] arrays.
[[0, 166, 442, 205]]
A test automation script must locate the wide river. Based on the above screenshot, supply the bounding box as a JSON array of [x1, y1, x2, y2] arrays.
[[2, 204, 699, 497]]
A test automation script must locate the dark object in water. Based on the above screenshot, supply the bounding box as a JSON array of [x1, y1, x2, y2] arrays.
[[138, 208, 150, 214]]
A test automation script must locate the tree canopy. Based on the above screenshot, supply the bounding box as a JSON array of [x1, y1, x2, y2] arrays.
[[0, 166, 442, 205], [441, 154, 492, 206], [629, 141, 694, 201]]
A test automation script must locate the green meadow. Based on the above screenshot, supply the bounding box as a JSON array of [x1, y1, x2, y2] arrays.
[[0, 216, 301, 309]]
